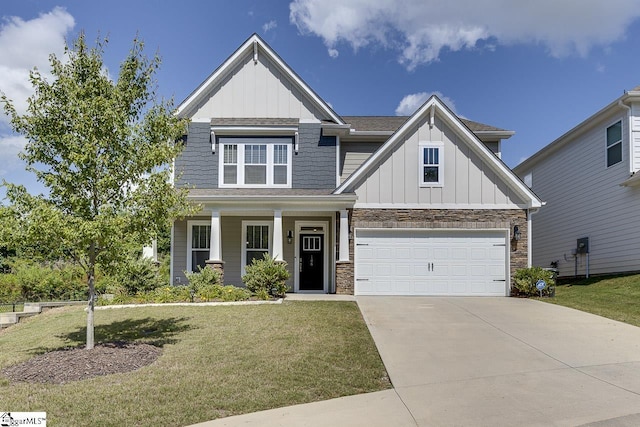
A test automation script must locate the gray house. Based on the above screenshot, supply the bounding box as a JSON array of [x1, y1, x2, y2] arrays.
[[171, 34, 541, 296], [514, 87, 640, 278]]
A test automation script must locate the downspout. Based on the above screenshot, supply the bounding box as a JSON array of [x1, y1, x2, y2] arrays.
[[527, 207, 541, 267], [618, 100, 632, 175]]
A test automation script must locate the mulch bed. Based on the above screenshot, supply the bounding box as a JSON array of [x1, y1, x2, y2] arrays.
[[2, 341, 162, 384]]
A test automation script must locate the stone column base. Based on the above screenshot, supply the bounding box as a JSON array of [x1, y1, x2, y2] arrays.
[[205, 260, 225, 285], [336, 261, 354, 295]]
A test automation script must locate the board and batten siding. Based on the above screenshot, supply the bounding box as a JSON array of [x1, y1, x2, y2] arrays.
[[521, 111, 640, 277], [340, 141, 383, 183], [353, 116, 524, 207], [190, 49, 326, 122]]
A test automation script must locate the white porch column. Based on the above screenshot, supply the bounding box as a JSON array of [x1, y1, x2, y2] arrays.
[[209, 209, 222, 261], [339, 209, 350, 262], [273, 210, 284, 261]]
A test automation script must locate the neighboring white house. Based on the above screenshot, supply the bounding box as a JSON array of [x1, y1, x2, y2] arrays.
[[514, 86, 640, 278], [170, 34, 541, 296]]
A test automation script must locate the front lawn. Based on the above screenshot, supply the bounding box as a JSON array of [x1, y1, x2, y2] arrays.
[[0, 301, 391, 426], [544, 274, 640, 327]]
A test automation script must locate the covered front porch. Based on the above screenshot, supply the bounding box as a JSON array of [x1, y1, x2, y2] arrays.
[[171, 189, 355, 293]]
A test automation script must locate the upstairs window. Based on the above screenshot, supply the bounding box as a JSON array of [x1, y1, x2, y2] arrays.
[[606, 121, 622, 167], [219, 137, 292, 187], [419, 142, 444, 187]]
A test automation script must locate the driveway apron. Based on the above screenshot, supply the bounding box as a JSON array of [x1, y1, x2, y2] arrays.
[[357, 296, 640, 427]]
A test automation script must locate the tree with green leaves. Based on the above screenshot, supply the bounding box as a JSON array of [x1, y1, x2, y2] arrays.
[[1, 33, 195, 349]]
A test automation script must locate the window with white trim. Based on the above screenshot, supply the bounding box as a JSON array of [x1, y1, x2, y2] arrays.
[[419, 141, 444, 186], [219, 137, 292, 187], [187, 221, 211, 273], [241, 221, 272, 273], [606, 120, 622, 167]]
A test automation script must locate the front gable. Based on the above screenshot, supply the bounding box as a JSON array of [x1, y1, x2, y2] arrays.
[[337, 97, 541, 209], [177, 34, 342, 124]]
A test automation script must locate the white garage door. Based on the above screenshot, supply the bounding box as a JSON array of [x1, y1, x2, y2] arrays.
[[355, 229, 508, 296]]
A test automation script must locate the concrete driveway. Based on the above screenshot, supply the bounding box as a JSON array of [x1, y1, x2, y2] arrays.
[[191, 296, 640, 427], [358, 296, 640, 426]]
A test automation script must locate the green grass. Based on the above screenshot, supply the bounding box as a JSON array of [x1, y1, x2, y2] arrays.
[[544, 273, 640, 327], [0, 301, 391, 426]]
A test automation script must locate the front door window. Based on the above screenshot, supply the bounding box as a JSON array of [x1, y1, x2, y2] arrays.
[[299, 234, 324, 291]]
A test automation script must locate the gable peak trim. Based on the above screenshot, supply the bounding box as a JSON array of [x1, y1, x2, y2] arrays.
[[176, 34, 343, 125]]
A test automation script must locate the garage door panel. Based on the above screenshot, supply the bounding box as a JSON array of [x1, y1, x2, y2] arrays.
[[355, 229, 507, 296]]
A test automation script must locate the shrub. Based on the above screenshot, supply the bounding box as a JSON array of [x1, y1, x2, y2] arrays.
[[116, 257, 165, 295], [242, 254, 290, 299], [185, 266, 221, 294], [512, 267, 555, 297]]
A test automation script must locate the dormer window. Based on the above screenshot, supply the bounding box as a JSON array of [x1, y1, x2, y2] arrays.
[[218, 136, 293, 187]]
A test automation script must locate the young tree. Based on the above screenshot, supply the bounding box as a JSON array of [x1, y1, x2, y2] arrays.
[[1, 33, 195, 349]]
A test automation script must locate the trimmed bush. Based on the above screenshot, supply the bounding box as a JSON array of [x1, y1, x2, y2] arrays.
[[512, 266, 555, 297], [242, 254, 290, 299]]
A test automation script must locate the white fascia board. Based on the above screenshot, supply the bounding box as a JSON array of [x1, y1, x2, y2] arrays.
[[354, 202, 529, 210], [176, 34, 344, 125], [189, 196, 356, 213], [211, 126, 299, 135], [475, 130, 515, 141]]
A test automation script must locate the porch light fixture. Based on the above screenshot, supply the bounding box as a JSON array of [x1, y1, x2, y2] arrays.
[[294, 131, 299, 154], [513, 225, 521, 241], [287, 230, 293, 244], [210, 130, 216, 154]]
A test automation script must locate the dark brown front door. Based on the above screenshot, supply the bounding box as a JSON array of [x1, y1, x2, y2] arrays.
[[299, 234, 323, 291]]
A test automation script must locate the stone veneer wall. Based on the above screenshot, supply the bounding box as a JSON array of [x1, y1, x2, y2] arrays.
[[335, 208, 529, 295]]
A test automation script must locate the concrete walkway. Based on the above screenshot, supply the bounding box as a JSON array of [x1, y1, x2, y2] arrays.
[[189, 297, 640, 427]]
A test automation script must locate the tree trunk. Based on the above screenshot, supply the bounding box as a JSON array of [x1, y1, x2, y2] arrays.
[[86, 247, 96, 350]]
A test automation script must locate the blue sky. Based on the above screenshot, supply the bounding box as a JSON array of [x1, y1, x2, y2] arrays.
[[2, 1, 640, 197]]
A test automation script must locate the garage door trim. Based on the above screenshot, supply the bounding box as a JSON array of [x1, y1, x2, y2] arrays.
[[354, 228, 510, 296]]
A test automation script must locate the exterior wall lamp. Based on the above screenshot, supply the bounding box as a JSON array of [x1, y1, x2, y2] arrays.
[[287, 230, 293, 244], [513, 225, 521, 241]]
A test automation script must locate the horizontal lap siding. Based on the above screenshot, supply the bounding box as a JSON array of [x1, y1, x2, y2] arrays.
[[527, 112, 640, 276], [340, 142, 382, 183]]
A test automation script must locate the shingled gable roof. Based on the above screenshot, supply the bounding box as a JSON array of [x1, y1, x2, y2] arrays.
[[341, 116, 510, 134], [175, 33, 344, 125], [335, 95, 542, 209]]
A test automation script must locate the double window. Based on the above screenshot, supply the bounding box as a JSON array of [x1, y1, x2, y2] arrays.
[[606, 120, 622, 167], [219, 137, 292, 187], [419, 141, 444, 187]]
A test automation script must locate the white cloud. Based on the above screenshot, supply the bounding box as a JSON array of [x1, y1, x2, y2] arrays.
[[395, 91, 457, 116], [263, 20, 277, 33], [328, 48, 339, 58], [0, 133, 27, 176], [290, 0, 640, 70], [0, 7, 74, 121]]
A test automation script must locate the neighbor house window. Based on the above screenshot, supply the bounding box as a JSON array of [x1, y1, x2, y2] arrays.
[[419, 142, 444, 186], [219, 137, 292, 187], [241, 221, 272, 274], [187, 221, 211, 273], [606, 120, 622, 167]]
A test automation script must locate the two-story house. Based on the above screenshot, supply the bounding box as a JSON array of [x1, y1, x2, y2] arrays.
[[171, 34, 541, 296], [515, 87, 640, 278]]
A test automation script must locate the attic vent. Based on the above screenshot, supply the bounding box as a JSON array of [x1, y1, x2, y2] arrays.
[[253, 41, 258, 64]]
